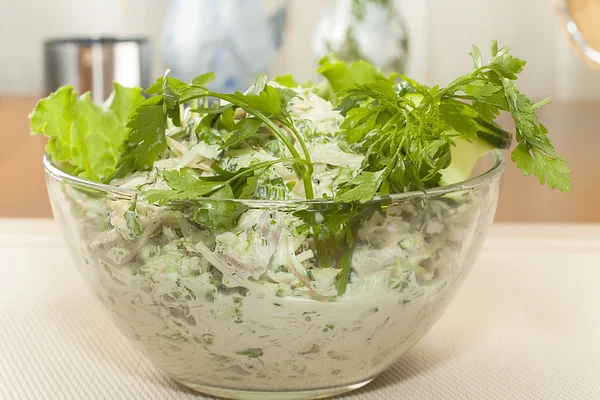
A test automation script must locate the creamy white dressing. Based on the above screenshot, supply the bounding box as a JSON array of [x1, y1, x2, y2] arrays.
[[67, 192, 482, 392], [90, 239, 467, 391], [52, 81, 490, 393]]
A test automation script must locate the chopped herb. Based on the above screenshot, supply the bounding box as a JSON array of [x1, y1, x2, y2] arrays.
[[204, 291, 215, 303], [236, 348, 264, 358]]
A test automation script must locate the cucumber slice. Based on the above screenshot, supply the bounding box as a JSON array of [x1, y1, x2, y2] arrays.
[[439, 138, 494, 186], [401, 93, 510, 186], [475, 119, 512, 149]]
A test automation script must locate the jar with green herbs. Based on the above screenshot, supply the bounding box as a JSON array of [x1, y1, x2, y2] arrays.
[[314, 0, 409, 74]]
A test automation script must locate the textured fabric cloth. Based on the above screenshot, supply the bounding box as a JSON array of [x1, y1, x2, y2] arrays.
[[1, 221, 599, 400]]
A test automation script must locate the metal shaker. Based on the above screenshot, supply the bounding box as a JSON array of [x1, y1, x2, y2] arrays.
[[44, 37, 150, 103]]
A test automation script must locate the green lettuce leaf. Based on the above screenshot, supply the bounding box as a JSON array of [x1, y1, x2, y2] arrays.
[[317, 54, 393, 98], [30, 83, 144, 182]]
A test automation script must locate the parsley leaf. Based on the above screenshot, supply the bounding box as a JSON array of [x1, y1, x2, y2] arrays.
[[124, 207, 143, 239], [439, 100, 479, 139], [274, 74, 300, 88], [230, 85, 283, 117], [142, 169, 224, 205], [113, 72, 214, 179], [533, 97, 553, 110], [469, 44, 483, 68], [113, 96, 168, 180], [191, 72, 217, 87], [336, 170, 387, 203], [247, 73, 268, 95], [237, 174, 259, 199], [472, 101, 500, 123], [193, 184, 247, 231], [146, 75, 188, 95], [488, 42, 527, 80], [317, 54, 391, 96], [458, 80, 504, 101], [224, 118, 264, 148], [162, 75, 187, 127], [339, 107, 381, 144], [235, 348, 263, 358], [503, 79, 571, 192]]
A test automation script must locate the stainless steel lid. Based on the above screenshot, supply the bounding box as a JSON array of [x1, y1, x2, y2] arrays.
[[44, 37, 150, 103]]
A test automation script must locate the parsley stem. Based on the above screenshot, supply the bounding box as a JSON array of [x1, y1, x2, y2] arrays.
[[225, 158, 311, 185], [435, 76, 488, 99], [375, 114, 405, 152], [336, 226, 355, 296], [279, 119, 314, 176], [451, 94, 477, 100], [265, 123, 315, 200], [312, 226, 328, 268], [206, 92, 315, 200], [203, 93, 298, 155], [278, 118, 315, 200]]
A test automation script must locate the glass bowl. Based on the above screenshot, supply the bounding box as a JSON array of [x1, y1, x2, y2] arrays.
[[44, 152, 503, 400]]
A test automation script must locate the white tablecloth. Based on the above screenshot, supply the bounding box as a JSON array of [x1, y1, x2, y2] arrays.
[[1, 220, 599, 400]]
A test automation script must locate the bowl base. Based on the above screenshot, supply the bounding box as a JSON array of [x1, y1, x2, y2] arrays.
[[173, 377, 376, 400]]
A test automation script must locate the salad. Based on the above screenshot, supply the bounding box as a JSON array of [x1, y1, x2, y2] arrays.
[[33, 42, 569, 394]]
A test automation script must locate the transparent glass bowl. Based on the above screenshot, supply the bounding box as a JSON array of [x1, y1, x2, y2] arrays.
[[44, 153, 503, 400]]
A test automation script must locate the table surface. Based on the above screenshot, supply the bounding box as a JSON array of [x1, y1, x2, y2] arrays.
[[1, 220, 599, 400]]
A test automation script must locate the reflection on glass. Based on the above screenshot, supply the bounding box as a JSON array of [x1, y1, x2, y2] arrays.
[[555, 0, 600, 64]]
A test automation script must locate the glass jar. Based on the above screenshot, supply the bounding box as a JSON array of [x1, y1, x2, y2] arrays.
[[314, 0, 410, 74]]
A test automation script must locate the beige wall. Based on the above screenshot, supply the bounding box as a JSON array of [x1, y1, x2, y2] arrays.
[[1, 0, 598, 99], [266, 0, 429, 83], [0, 0, 597, 221], [0, 0, 169, 94]]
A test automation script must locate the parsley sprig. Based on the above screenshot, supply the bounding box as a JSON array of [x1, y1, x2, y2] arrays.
[[32, 40, 571, 297], [332, 41, 571, 203], [444, 42, 571, 191], [142, 158, 311, 205], [115, 72, 316, 200], [112, 41, 570, 203]]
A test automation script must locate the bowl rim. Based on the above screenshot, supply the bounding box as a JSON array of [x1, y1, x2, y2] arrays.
[[43, 151, 505, 206]]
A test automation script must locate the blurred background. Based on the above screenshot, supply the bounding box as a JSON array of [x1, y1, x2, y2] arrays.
[[0, 0, 598, 221]]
